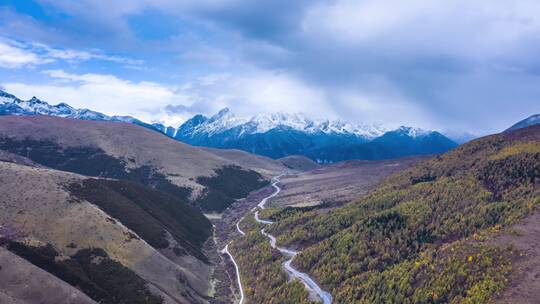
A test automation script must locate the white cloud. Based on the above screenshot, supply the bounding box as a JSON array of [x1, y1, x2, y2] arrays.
[[162, 69, 435, 128], [3, 0, 540, 133], [0, 40, 52, 68], [302, 0, 540, 61], [332, 88, 432, 129], [1, 67, 337, 126], [2, 69, 190, 123], [0, 37, 142, 69], [31, 42, 143, 65], [226, 71, 330, 116], [171, 69, 335, 120], [2, 66, 436, 129]]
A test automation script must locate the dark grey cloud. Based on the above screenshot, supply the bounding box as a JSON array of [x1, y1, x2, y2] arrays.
[[194, 0, 315, 41]]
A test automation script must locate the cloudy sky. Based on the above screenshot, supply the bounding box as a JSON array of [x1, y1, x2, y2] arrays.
[[1, 0, 540, 134]]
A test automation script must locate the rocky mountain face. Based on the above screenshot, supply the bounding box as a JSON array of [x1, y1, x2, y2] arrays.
[[174, 108, 458, 162]]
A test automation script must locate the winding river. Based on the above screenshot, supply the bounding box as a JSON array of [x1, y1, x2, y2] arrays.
[[223, 176, 333, 304], [221, 243, 245, 304]]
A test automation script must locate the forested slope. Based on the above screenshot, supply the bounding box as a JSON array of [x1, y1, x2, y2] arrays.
[[247, 125, 540, 303]]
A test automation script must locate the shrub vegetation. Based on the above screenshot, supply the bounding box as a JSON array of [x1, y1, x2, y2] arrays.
[[234, 126, 540, 303], [1, 240, 163, 304], [196, 165, 269, 212], [69, 179, 211, 261]]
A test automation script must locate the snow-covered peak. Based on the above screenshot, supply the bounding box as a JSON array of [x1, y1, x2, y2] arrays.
[[523, 114, 540, 125], [507, 114, 540, 131], [28, 96, 44, 103], [319, 120, 388, 138], [0, 91, 18, 105], [393, 126, 432, 138], [247, 111, 388, 138], [442, 130, 478, 144], [0, 90, 453, 147], [17, 96, 61, 114], [210, 107, 232, 120], [192, 108, 246, 136], [247, 112, 317, 133], [178, 108, 390, 139], [0, 90, 139, 124]]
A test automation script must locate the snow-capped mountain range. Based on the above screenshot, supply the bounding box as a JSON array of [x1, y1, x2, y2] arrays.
[[175, 107, 390, 139], [0, 89, 460, 162], [0, 90, 161, 131], [174, 108, 458, 161]]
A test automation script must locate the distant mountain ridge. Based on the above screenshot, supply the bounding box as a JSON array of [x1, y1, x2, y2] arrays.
[[174, 108, 458, 162], [507, 114, 540, 131], [0, 89, 458, 162], [0, 90, 159, 131]]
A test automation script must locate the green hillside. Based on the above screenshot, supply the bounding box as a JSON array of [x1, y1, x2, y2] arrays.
[[242, 125, 540, 303]]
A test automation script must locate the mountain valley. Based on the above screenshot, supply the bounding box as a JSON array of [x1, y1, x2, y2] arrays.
[[2, 3, 539, 303], [225, 124, 540, 303], [0, 94, 538, 304]]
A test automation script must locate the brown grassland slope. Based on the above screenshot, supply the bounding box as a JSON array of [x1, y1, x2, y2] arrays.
[[0, 161, 212, 304], [200, 147, 287, 175], [0, 246, 97, 304], [0, 115, 274, 212], [277, 155, 321, 172]]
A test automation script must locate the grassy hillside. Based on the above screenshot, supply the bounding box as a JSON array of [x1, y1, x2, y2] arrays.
[[0, 137, 193, 200], [277, 155, 321, 171], [237, 125, 540, 303], [68, 179, 212, 261], [200, 147, 287, 176], [196, 165, 270, 212], [0, 161, 212, 303], [0, 247, 97, 304], [1, 240, 162, 304], [0, 116, 276, 212]]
